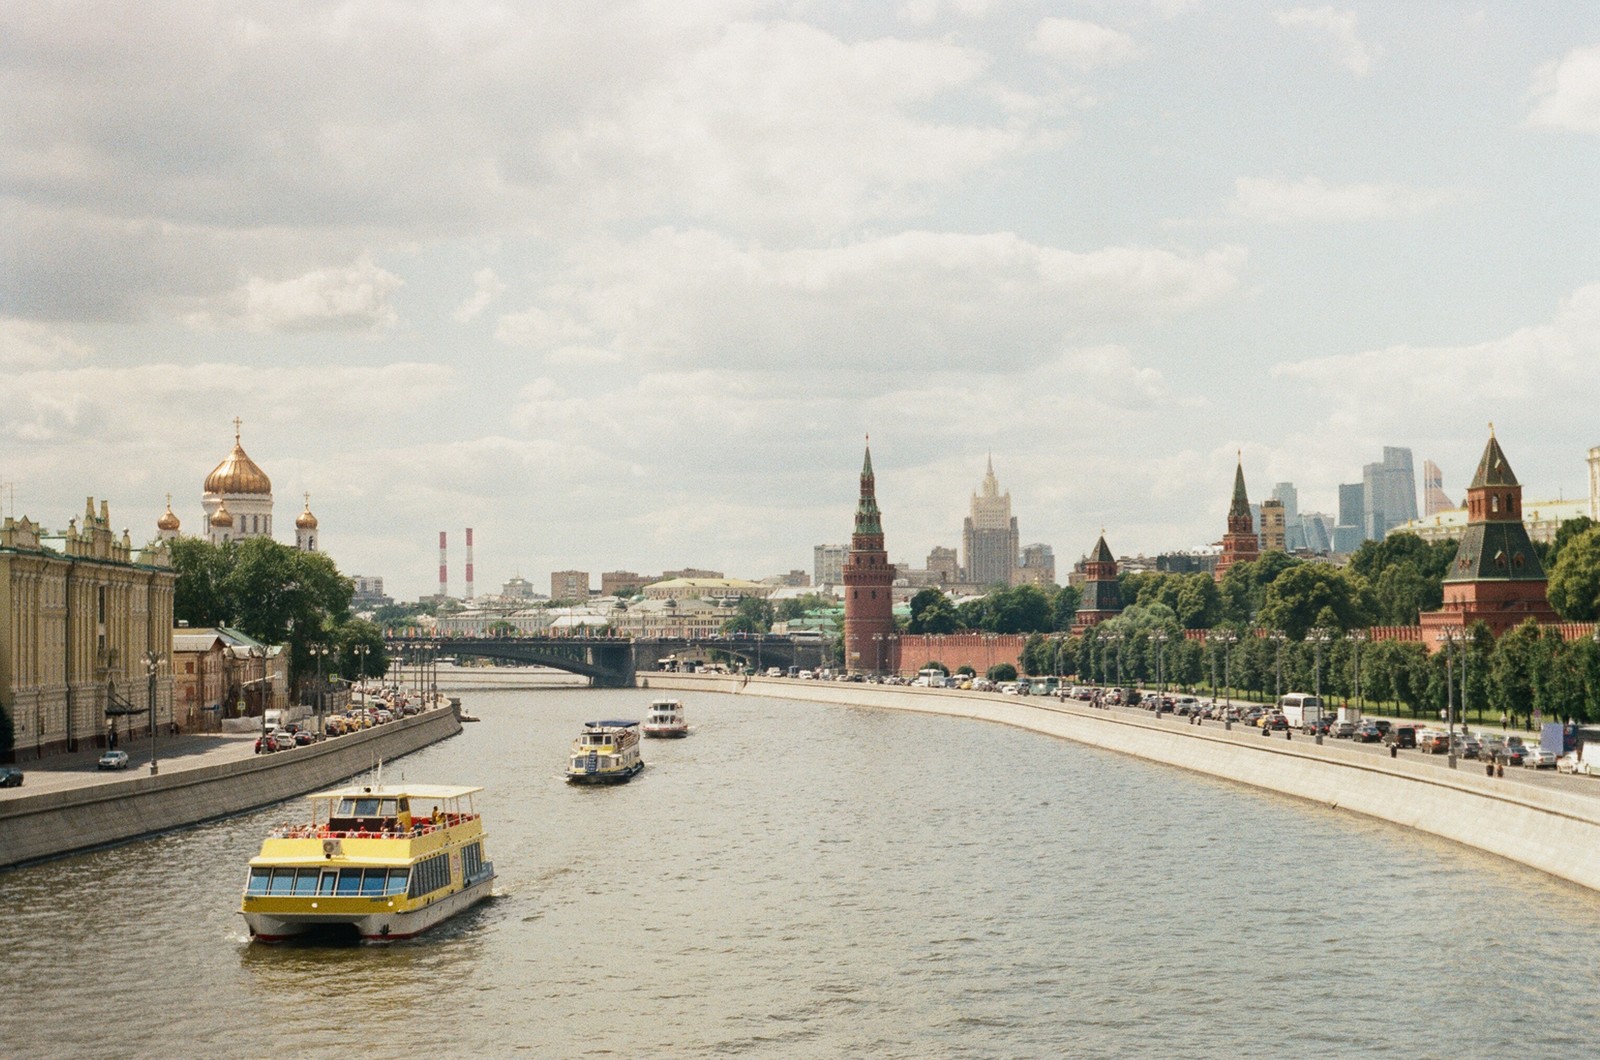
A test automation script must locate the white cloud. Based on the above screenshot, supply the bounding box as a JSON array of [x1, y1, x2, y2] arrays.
[[1275, 7, 1377, 76], [898, 0, 998, 25], [1527, 45, 1600, 134], [1028, 18, 1139, 70], [0, 319, 93, 369], [453, 268, 506, 323], [1229, 176, 1466, 222], [189, 257, 404, 332], [494, 229, 1247, 374]]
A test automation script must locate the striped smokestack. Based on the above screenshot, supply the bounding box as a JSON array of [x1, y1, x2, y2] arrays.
[[465, 528, 475, 601], [438, 531, 449, 599]]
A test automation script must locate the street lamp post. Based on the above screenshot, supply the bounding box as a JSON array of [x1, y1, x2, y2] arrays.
[[1153, 630, 1169, 695], [1220, 629, 1238, 708], [1270, 630, 1286, 700], [1310, 627, 1333, 744], [248, 646, 268, 745], [1440, 627, 1460, 769], [142, 651, 164, 776], [309, 644, 330, 737], [1348, 630, 1367, 715], [1207, 631, 1219, 703], [1102, 632, 1119, 691], [352, 644, 370, 706]]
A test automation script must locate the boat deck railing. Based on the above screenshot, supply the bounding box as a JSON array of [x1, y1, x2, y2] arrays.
[[269, 813, 479, 840]]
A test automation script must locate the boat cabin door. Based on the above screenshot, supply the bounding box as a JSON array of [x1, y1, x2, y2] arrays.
[[316, 868, 339, 895]]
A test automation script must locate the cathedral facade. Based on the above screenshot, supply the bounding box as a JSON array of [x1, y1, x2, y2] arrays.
[[158, 420, 321, 552]]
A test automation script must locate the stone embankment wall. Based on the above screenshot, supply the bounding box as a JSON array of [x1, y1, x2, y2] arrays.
[[0, 708, 461, 869], [645, 673, 1600, 894]]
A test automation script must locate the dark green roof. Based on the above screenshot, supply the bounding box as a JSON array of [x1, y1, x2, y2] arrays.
[[1470, 434, 1518, 488], [854, 445, 883, 536], [1229, 460, 1251, 519], [1444, 521, 1546, 583], [1090, 535, 1114, 564]]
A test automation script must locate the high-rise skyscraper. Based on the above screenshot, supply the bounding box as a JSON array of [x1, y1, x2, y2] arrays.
[[1334, 482, 1365, 553], [1423, 459, 1455, 516], [813, 543, 847, 587], [1271, 482, 1304, 550], [962, 456, 1020, 587], [1363, 446, 1419, 540]]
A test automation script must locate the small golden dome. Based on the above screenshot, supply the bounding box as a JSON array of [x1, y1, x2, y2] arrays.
[[295, 494, 318, 530], [210, 501, 234, 528], [157, 496, 180, 531], [204, 421, 272, 496]]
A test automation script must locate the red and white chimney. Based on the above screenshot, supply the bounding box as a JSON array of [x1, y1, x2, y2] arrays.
[[438, 531, 449, 599], [465, 527, 475, 601]]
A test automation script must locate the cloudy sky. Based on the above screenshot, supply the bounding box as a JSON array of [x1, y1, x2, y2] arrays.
[[3, 1, 1598, 600]]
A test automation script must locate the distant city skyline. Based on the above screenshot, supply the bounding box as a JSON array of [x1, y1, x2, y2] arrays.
[[4, 4, 1598, 600]]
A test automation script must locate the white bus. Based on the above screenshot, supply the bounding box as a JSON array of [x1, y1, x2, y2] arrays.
[[1278, 692, 1324, 730]]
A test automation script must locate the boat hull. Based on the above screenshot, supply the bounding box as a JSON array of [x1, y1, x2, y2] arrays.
[[641, 726, 688, 738], [566, 761, 644, 784], [244, 870, 496, 942]]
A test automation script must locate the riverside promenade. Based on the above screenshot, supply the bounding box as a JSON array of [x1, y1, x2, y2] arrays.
[[0, 705, 462, 868], [646, 672, 1600, 894]]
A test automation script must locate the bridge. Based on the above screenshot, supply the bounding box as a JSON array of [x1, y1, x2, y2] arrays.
[[384, 634, 830, 688]]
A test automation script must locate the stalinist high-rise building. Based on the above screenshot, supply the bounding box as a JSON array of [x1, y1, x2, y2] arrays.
[[962, 457, 1019, 587]]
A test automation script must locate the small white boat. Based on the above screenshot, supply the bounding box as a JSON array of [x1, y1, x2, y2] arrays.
[[641, 698, 688, 738], [567, 720, 644, 783]]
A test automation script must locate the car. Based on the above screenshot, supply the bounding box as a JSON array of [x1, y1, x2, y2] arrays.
[[1353, 722, 1383, 743], [1304, 718, 1333, 737], [294, 730, 315, 746], [0, 765, 23, 787], [1503, 744, 1529, 767], [98, 750, 130, 770], [1452, 734, 1481, 760], [1386, 725, 1418, 749], [1373, 720, 1393, 736], [1262, 714, 1289, 731], [1524, 748, 1557, 770], [271, 731, 297, 751], [1480, 736, 1507, 761]]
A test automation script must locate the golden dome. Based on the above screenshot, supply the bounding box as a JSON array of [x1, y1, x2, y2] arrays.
[[210, 501, 234, 528], [157, 496, 180, 531], [205, 421, 272, 496], [295, 494, 318, 530]]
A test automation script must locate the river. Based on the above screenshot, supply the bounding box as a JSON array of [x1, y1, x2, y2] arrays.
[[2, 684, 1598, 1058]]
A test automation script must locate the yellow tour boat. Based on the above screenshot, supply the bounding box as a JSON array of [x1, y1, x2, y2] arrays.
[[240, 783, 495, 942]]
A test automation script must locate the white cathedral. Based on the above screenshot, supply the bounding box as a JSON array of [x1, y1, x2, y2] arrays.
[[155, 418, 320, 552]]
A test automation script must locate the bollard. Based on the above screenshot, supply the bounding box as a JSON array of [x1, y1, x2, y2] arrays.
[[1286, 729, 1292, 740], [1486, 761, 1495, 777], [1390, 745, 1397, 759], [1497, 763, 1504, 777], [1261, 725, 1270, 736], [1225, 720, 1232, 731]]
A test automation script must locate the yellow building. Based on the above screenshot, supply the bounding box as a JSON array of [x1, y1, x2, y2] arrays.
[[1, 499, 176, 761], [641, 577, 775, 602]]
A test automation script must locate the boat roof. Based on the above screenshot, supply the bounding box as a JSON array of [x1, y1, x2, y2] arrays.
[[306, 784, 484, 800], [584, 719, 639, 728]]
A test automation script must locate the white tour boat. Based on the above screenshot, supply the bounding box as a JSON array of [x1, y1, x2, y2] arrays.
[[641, 698, 689, 738]]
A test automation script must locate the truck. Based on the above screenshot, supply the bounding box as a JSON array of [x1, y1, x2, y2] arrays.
[[1278, 693, 1324, 732], [1334, 704, 1362, 738]]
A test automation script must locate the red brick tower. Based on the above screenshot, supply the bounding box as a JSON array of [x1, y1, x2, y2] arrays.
[[1419, 429, 1559, 641], [1214, 454, 1260, 582], [843, 443, 896, 674], [1072, 533, 1123, 630]]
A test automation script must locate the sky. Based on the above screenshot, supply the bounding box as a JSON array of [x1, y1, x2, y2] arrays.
[[3, 1, 1599, 601]]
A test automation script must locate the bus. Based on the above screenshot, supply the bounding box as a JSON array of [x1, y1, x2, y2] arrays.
[[1278, 692, 1324, 731]]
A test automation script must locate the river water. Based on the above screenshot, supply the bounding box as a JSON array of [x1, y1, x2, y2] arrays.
[[3, 684, 1598, 1058]]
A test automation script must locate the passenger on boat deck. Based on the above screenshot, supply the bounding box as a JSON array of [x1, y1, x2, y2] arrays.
[[431, 807, 444, 829]]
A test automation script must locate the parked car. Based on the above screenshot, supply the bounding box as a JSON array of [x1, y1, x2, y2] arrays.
[[1353, 722, 1383, 743], [1524, 748, 1557, 770], [98, 750, 130, 770], [1504, 744, 1529, 767], [1418, 731, 1450, 754], [271, 731, 297, 751], [1262, 714, 1289, 731], [294, 730, 315, 746], [0, 765, 23, 787], [1452, 734, 1481, 760], [1385, 725, 1417, 749]]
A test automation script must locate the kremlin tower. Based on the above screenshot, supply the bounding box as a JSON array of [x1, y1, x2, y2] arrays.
[[1419, 429, 1559, 640], [842, 442, 896, 675], [1214, 454, 1261, 582], [1072, 533, 1123, 630]]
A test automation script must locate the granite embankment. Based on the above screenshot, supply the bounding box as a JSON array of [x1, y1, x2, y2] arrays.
[[645, 673, 1600, 894], [0, 707, 461, 868]]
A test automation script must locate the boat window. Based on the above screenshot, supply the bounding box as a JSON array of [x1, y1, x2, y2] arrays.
[[268, 868, 299, 896], [360, 869, 387, 896], [336, 798, 357, 815], [292, 870, 319, 896], [247, 867, 271, 895], [353, 798, 381, 817], [378, 800, 398, 817], [336, 870, 363, 896], [317, 870, 338, 895], [387, 869, 411, 895]]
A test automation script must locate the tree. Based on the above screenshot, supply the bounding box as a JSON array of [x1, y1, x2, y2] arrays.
[[987, 662, 1018, 682], [336, 619, 388, 679], [721, 596, 774, 635], [1050, 584, 1081, 631], [776, 594, 831, 621], [1174, 574, 1222, 629], [1258, 565, 1372, 640], [1219, 552, 1301, 624], [1489, 619, 1544, 727], [1548, 516, 1598, 570], [987, 585, 1052, 634], [908, 588, 961, 634], [1548, 526, 1600, 620]]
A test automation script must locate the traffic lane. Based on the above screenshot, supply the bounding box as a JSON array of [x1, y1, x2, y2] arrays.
[[0, 733, 260, 799]]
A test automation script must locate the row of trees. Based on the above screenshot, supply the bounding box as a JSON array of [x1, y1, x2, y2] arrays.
[[169, 537, 388, 692], [1014, 611, 1600, 726]]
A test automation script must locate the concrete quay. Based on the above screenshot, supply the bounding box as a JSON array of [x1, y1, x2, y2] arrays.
[[0, 706, 462, 869], [645, 673, 1600, 894]]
